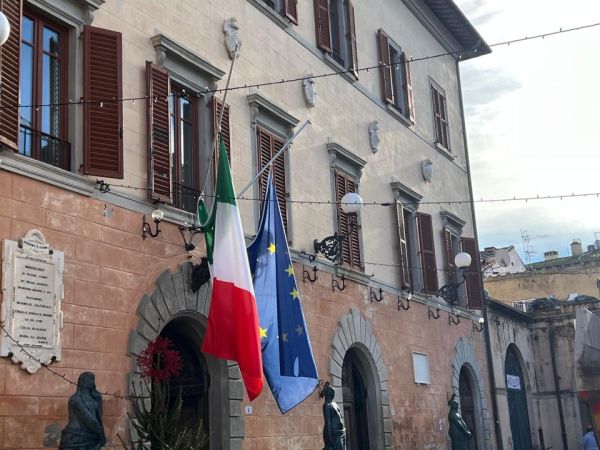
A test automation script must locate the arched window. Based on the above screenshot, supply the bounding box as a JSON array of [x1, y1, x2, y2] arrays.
[[505, 345, 533, 450]]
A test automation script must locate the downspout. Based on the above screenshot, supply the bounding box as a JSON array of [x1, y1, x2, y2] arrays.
[[455, 60, 503, 450], [549, 328, 569, 450]]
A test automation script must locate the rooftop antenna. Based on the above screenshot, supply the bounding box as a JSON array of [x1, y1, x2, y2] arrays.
[[520, 229, 550, 263]]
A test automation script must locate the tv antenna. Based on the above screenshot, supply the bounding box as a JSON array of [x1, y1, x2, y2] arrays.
[[521, 229, 550, 263]]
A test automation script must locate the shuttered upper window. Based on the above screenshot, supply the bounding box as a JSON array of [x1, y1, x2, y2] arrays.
[[417, 212, 439, 294], [431, 84, 450, 150], [257, 127, 288, 233], [335, 171, 361, 268], [377, 29, 414, 123], [314, 0, 358, 75], [461, 237, 483, 310], [259, 0, 298, 23]]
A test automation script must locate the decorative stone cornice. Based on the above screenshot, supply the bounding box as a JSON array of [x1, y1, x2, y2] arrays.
[[247, 93, 299, 129]]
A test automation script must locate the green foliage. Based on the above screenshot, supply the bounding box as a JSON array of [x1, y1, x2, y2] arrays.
[[127, 379, 208, 450]]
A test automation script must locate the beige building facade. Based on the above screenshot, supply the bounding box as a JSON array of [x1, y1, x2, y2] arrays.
[[0, 0, 496, 448]]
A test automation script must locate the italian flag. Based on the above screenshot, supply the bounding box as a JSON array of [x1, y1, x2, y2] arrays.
[[199, 140, 263, 400]]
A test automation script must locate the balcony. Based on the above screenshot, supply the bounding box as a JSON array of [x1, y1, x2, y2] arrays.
[[19, 126, 70, 171]]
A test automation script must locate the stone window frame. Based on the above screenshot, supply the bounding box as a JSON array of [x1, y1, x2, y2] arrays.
[[391, 179, 423, 292], [412, 351, 430, 385], [430, 78, 450, 152], [248, 92, 299, 241], [441, 210, 467, 305], [151, 33, 225, 205]]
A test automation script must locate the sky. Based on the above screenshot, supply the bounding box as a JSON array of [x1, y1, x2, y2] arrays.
[[455, 0, 600, 263]]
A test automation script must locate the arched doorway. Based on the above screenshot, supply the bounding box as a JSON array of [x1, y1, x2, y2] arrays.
[[505, 345, 533, 450], [459, 366, 479, 450], [342, 348, 370, 450], [160, 318, 209, 435]]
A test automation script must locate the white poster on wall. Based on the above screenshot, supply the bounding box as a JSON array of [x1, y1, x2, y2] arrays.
[[506, 374, 521, 390]]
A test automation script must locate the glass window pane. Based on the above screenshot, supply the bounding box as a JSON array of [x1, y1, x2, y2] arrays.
[[22, 17, 34, 42], [41, 54, 61, 137], [43, 27, 60, 55], [413, 353, 430, 384], [19, 43, 34, 127], [19, 127, 32, 157], [180, 97, 192, 122], [180, 121, 194, 186]]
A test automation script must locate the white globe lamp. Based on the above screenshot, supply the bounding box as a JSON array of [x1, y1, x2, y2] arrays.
[[340, 192, 363, 214], [0, 12, 10, 46], [454, 252, 472, 269]]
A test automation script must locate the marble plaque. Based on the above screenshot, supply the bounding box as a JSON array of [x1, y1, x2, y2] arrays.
[[1, 230, 64, 373]]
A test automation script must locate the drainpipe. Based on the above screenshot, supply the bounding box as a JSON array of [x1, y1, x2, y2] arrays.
[[549, 328, 569, 450], [455, 60, 503, 450]]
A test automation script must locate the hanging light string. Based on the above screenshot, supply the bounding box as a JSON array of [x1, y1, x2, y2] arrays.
[[2, 21, 599, 112], [94, 180, 600, 207]]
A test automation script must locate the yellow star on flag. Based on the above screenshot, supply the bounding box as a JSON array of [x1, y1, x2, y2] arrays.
[[290, 288, 300, 300], [268, 242, 276, 255], [285, 265, 294, 277], [259, 326, 268, 339]]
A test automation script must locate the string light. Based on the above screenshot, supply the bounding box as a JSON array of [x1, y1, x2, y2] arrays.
[[1, 21, 598, 111]]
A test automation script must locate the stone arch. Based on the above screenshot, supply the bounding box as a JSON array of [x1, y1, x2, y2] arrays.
[[450, 337, 490, 450], [330, 308, 392, 449], [127, 262, 244, 450]]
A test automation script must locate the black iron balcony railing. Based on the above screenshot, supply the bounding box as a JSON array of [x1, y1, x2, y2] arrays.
[[19, 126, 71, 171], [172, 181, 202, 214]]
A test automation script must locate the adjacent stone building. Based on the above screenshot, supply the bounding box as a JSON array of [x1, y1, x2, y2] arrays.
[[0, 0, 494, 448]]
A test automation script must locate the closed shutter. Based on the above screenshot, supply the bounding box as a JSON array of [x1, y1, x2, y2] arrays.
[[84, 26, 123, 178], [432, 87, 449, 149], [461, 237, 483, 309], [346, 0, 358, 77], [396, 202, 410, 288], [0, 0, 22, 150], [444, 229, 456, 284], [402, 53, 415, 123], [284, 0, 298, 24], [377, 29, 393, 104], [417, 212, 438, 294], [146, 61, 172, 203], [336, 171, 360, 268], [257, 127, 288, 234], [212, 96, 231, 161], [314, 0, 331, 51]]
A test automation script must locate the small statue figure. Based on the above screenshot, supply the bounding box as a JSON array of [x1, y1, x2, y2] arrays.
[[59, 372, 106, 450], [448, 394, 472, 450], [223, 17, 242, 59], [303, 77, 317, 107], [321, 384, 346, 450], [368, 121, 380, 153]]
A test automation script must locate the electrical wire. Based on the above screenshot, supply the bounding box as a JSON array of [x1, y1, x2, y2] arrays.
[[1, 21, 599, 111]]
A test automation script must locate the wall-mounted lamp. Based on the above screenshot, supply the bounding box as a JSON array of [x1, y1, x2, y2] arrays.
[[303, 265, 318, 283], [473, 317, 485, 332], [332, 273, 346, 292], [314, 192, 364, 264], [428, 307, 441, 320], [370, 288, 384, 303], [438, 252, 472, 305], [142, 209, 164, 240], [397, 294, 411, 311], [178, 223, 203, 251], [448, 313, 461, 326]]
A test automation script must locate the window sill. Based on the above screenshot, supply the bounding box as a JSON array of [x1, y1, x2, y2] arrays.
[[385, 104, 413, 128], [433, 142, 456, 161], [323, 53, 358, 83], [246, 0, 294, 30]]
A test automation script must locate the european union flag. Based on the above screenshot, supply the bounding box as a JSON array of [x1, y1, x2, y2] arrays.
[[247, 173, 319, 413]]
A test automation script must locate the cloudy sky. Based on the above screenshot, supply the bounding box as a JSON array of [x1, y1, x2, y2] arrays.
[[456, 0, 600, 262]]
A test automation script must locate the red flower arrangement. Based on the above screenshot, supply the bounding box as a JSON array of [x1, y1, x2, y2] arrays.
[[137, 337, 183, 382]]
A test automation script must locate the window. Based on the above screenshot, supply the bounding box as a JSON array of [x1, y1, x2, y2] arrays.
[[19, 12, 69, 170], [412, 352, 430, 384], [441, 211, 465, 303], [377, 29, 414, 122], [461, 237, 483, 309], [417, 212, 439, 294], [392, 181, 423, 291], [431, 83, 449, 150], [328, 142, 366, 269], [314, 0, 357, 74], [259, 0, 298, 23]]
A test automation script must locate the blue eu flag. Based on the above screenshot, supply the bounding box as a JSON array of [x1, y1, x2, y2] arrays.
[[247, 173, 319, 413]]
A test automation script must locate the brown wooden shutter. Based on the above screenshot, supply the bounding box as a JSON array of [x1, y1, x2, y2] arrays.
[[396, 201, 410, 288], [257, 127, 288, 234], [0, 0, 22, 150], [346, 0, 358, 77], [314, 0, 332, 51], [444, 229, 456, 284], [417, 212, 438, 294], [284, 0, 299, 24], [84, 26, 123, 178], [212, 96, 231, 161], [432, 87, 449, 149], [377, 29, 393, 104], [336, 171, 360, 268], [402, 53, 415, 122], [146, 62, 172, 203], [461, 237, 483, 309]]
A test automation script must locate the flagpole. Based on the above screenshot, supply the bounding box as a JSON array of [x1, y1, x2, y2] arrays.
[[237, 119, 311, 198]]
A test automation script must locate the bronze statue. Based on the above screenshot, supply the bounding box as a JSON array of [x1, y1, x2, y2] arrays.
[[321, 384, 346, 450], [59, 372, 106, 450], [448, 394, 472, 450]]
